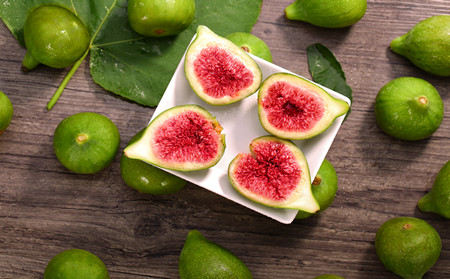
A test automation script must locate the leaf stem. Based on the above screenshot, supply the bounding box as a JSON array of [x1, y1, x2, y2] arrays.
[[46, 49, 89, 111]]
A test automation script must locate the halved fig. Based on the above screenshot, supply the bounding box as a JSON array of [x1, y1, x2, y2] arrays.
[[124, 104, 225, 171], [258, 73, 349, 140], [185, 25, 263, 105], [228, 136, 319, 212]]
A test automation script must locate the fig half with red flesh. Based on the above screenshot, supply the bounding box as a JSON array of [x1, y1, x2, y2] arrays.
[[124, 104, 225, 171], [258, 73, 349, 140], [185, 25, 263, 105], [228, 136, 319, 212]]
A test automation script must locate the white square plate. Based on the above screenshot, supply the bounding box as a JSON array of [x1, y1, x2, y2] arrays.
[[148, 35, 351, 224]]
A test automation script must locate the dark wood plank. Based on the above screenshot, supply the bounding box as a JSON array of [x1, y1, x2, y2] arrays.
[[0, 0, 449, 278]]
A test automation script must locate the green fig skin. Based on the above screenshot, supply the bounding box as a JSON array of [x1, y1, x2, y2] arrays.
[[23, 5, 90, 70], [418, 161, 450, 219], [374, 77, 444, 141], [375, 217, 441, 279], [285, 0, 367, 28], [390, 15, 450, 77], [128, 0, 195, 37], [53, 112, 120, 174], [296, 159, 338, 219], [179, 230, 253, 279], [226, 32, 273, 63], [0, 91, 13, 135], [44, 249, 110, 279]]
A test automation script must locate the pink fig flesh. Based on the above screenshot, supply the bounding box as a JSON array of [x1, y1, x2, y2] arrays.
[[152, 109, 223, 164], [258, 73, 349, 140], [228, 136, 319, 212], [185, 25, 262, 105], [124, 104, 225, 172], [261, 80, 326, 132], [232, 140, 302, 201], [193, 46, 255, 99]]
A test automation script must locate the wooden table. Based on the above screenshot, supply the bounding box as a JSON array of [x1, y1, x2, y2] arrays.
[[0, 0, 449, 278]]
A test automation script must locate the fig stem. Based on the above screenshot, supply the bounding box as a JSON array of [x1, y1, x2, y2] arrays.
[[312, 176, 322, 185], [22, 52, 40, 72], [389, 35, 406, 56], [402, 223, 413, 230], [76, 133, 88, 144], [408, 96, 429, 111], [417, 193, 434, 212], [46, 49, 89, 111], [284, 0, 306, 21]]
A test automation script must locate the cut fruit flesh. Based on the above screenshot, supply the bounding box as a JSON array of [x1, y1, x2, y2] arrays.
[[258, 73, 349, 140], [124, 104, 225, 171], [185, 25, 263, 105], [228, 136, 319, 213]]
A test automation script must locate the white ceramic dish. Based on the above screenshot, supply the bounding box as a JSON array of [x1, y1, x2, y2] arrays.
[[148, 36, 351, 224]]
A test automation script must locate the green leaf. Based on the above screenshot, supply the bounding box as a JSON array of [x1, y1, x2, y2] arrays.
[[0, 0, 262, 108], [306, 43, 353, 118]]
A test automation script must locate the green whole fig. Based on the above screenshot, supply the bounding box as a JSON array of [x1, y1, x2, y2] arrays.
[[226, 32, 273, 63], [0, 91, 13, 135], [285, 0, 367, 28], [44, 249, 110, 279], [53, 112, 120, 174], [375, 217, 441, 279], [390, 15, 450, 76], [22, 5, 90, 71], [418, 160, 450, 218], [179, 230, 253, 279], [128, 0, 195, 37], [374, 77, 444, 141]]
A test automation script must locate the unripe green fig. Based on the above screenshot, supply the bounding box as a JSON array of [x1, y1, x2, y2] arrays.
[[128, 0, 195, 37], [285, 0, 367, 28], [53, 112, 120, 174], [418, 161, 450, 219], [179, 230, 253, 279], [226, 32, 273, 63], [22, 5, 90, 71], [375, 217, 441, 279], [374, 77, 444, 141], [390, 15, 450, 76], [44, 249, 110, 278], [0, 91, 13, 135]]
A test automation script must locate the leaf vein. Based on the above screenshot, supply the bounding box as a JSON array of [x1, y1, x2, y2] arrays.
[[70, 0, 75, 14], [89, 0, 118, 46], [92, 37, 146, 48], [94, 47, 154, 78]]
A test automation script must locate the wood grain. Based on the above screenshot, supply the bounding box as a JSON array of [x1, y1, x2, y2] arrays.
[[0, 0, 449, 278]]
